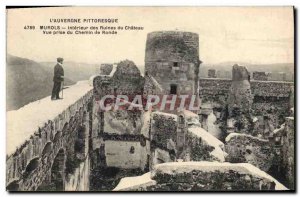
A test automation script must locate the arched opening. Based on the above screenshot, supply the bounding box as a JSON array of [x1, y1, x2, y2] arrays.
[[75, 111, 80, 121], [170, 84, 177, 95], [62, 123, 69, 134], [129, 146, 135, 154], [64, 118, 86, 177], [74, 124, 86, 160], [178, 115, 185, 124], [53, 131, 62, 143], [41, 142, 52, 157], [38, 149, 66, 191], [79, 107, 84, 123], [51, 149, 65, 191], [69, 116, 74, 126], [23, 157, 39, 179], [6, 180, 19, 191]]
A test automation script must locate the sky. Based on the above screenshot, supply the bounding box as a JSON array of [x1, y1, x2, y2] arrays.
[[7, 7, 294, 65]]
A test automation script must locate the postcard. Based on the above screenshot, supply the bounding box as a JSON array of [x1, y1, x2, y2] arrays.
[[6, 6, 295, 192]]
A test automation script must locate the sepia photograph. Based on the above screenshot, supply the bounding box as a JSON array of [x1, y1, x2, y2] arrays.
[[5, 6, 295, 192]]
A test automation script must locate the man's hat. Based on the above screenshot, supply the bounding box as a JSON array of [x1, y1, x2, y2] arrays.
[[57, 57, 64, 62]]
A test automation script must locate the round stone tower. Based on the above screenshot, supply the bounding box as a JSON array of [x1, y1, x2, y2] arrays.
[[144, 31, 200, 96]]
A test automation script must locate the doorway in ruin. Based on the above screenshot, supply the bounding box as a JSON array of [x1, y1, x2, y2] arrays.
[[170, 84, 177, 95], [51, 149, 66, 191], [6, 180, 19, 191], [38, 149, 66, 191], [75, 124, 87, 160]]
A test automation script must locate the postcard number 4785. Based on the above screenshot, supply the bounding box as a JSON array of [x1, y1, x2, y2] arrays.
[[24, 25, 35, 30]]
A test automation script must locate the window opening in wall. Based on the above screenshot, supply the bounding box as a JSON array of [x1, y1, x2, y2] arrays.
[[130, 146, 135, 154], [170, 84, 177, 95], [179, 115, 184, 124]]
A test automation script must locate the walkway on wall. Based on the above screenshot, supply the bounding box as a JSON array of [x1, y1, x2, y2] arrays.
[[7, 80, 93, 156]]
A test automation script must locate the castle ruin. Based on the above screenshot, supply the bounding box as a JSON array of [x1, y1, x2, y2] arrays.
[[6, 31, 294, 191]]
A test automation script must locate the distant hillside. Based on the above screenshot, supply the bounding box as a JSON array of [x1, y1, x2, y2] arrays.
[[40, 61, 97, 82], [7, 54, 75, 111]]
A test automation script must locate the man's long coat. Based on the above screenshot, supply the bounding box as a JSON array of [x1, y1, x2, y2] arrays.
[[53, 63, 64, 82]]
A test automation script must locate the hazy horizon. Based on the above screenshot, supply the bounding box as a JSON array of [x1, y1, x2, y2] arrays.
[[7, 53, 294, 67]]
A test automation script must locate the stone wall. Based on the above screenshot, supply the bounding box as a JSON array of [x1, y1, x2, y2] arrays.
[[251, 80, 292, 98], [280, 117, 295, 189], [99, 64, 113, 75], [225, 65, 253, 134], [104, 141, 147, 169], [149, 111, 226, 165], [114, 162, 287, 191], [208, 69, 216, 78], [225, 117, 295, 190], [199, 78, 293, 136], [185, 126, 226, 162], [200, 107, 223, 139], [65, 155, 90, 191], [145, 31, 199, 64], [225, 133, 274, 172], [6, 91, 93, 191], [145, 31, 200, 96], [103, 110, 143, 135], [91, 107, 147, 170], [253, 72, 269, 81], [94, 60, 145, 98], [199, 78, 231, 104], [199, 78, 293, 103], [150, 112, 178, 151], [112, 60, 145, 95], [92, 62, 150, 173], [228, 65, 252, 113], [149, 112, 178, 168]]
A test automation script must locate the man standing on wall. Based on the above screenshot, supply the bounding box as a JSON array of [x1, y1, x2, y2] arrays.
[[51, 57, 64, 100]]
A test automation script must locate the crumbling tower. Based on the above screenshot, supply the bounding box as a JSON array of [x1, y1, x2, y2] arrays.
[[144, 31, 202, 162], [144, 31, 201, 97], [227, 64, 253, 134], [208, 69, 217, 78]]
